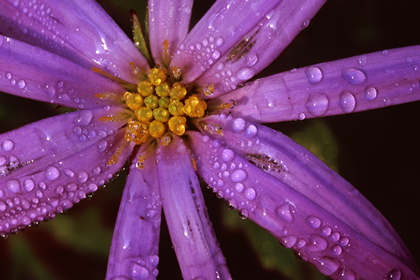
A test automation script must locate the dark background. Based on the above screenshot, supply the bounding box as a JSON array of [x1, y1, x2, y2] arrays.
[[0, 0, 419, 279]]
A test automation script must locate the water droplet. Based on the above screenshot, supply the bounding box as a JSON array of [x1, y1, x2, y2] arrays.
[[0, 201, 6, 211], [298, 112, 306, 120], [235, 183, 244, 193], [305, 93, 329, 116], [339, 91, 356, 113], [331, 244, 343, 256], [2, 140, 14, 152], [75, 110, 93, 126], [386, 269, 401, 280], [246, 53, 258, 66], [232, 118, 246, 132], [45, 166, 60, 181], [77, 172, 88, 183], [316, 257, 340, 276], [148, 255, 159, 267], [221, 149, 235, 162], [276, 202, 296, 223], [330, 232, 340, 242], [337, 267, 356, 280], [342, 68, 367, 85], [236, 67, 255, 81], [17, 79, 26, 88], [363, 86, 378, 101], [63, 169, 75, 178], [339, 237, 349, 246], [300, 19, 310, 30], [320, 226, 332, 236], [244, 124, 257, 138], [280, 235, 297, 248], [215, 37, 224, 47], [98, 140, 108, 152], [230, 169, 247, 182], [307, 235, 328, 252], [7, 180, 21, 193], [239, 209, 248, 219], [244, 187, 256, 200], [305, 66, 323, 84], [306, 215, 322, 229], [211, 50, 221, 60], [23, 179, 35, 192]]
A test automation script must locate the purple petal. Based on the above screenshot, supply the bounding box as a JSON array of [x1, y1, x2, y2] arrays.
[[106, 143, 162, 279], [211, 46, 420, 122], [187, 114, 419, 279], [196, 0, 326, 97], [148, 0, 193, 66], [157, 135, 231, 280], [0, 35, 124, 109], [170, 0, 283, 83], [0, 0, 147, 83], [0, 107, 133, 236]]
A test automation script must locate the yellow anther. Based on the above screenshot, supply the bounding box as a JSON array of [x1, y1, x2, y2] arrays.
[[169, 82, 187, 100], [168, 116, 186, 135], [99, 113, 130, 122], [168, 100, 184, 116], [138, 81, 154, 96], [183, 95, 207, 117], [153, 108, 170, 122], [125, 120, 149, 145], [124, 92, 143, 111], [148, 67, 167, 86], [155, 82, 170, 97], [202, 84, 215, 96], [149, 120, 166, 138], [136, 107, 153, 122], [144, 95, 159, 109], [158, 96, 170, 108], [107, 140, 129, 165], [95, 92, 120, 101]]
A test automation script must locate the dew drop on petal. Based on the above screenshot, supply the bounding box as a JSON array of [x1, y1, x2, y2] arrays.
[[230, 169, 247, 182], [363, 86, 378, 101], [1, 140, 14, 152], [98, 140, 108, 153], [307, 235, 328, 252], [339, 91, 356, 113], [320, 226, 332, 237], [235, 183, 244, 193], [342, 68, 367, 85], [45, 166, 60, 181], [331, 244, 343, 256], [17, 79, 26, 89], [221, 149, 235, 162], [305, 93, 329, 116], [306, 215, 322, 229], [305, 66, 323, 84], [316, 257, 341, 276], [338, 267, 356, 280], [23, 179, 35, 192], [244, 187, 256, 200], [77, 172, 88, 184], [386, 269, 401, 280], [236, 68, 255, 81], [7, 180, 21, 193], [276, 202, 296, 223], [75, 110, 93, 126], [232, 118, 246, 132], [244, 124, 257, 138], [280, 235, 297, 248]]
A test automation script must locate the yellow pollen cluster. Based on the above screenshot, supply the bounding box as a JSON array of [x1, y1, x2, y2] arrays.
[[123, 67, 207, 144]]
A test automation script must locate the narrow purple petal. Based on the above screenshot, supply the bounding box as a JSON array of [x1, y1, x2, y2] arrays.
[[210, 46, 420, 123], [148, 0, 193, 66], [170, 0, 282, 83], [0, 0, 147, 82], [187, 115, 420, 279], [0, 35, 124, 109], [196, 0, 326, 97], [157, 135, 231, 280], [0, 107, 132, 236], [106, 143, 161, 280]]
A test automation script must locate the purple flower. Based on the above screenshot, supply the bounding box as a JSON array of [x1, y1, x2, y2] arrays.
[[0, 0, 419, 279]]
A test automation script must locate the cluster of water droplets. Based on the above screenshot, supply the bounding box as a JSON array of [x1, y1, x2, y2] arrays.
[[177, 36, 224, 74], [0, 109, 123, 236], [111, 255, 160, 280]]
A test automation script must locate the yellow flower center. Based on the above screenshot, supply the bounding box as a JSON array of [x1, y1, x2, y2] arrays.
[[122, 66, 207, 144]]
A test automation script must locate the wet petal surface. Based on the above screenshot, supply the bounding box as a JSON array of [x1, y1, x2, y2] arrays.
[[157, 135, 231, 280]]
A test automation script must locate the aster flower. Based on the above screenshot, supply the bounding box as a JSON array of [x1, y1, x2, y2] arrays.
[[0, 0, 419, 279]]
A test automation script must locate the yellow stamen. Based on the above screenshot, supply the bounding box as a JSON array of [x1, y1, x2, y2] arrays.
[[168, 116, 186, 136]]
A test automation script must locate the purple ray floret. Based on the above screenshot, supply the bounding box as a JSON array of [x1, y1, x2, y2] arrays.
[[0, 0, 419, 279]]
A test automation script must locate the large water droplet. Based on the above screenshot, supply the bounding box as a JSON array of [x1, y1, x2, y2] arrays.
[[23, 179, 35, 192], [316, 257, 341, 276], [17, 79, 26, 89], [75, 110, 93, 126], [244, 124, 257, 138], [363, 86, 378, 101], [221, 149, 235, 162], [1, 140, 14, 152], [305, 66, 323, 84], [230, 169, 247, 182], [276, 202, 296, 222], [280, 235, 297, 248], [305, 93, 329, 116], [77, 172, 88, 183], [306, 215, 322, 229], [45, 166, 60, 181], [232, 118, 246, 132], [331, 244, 342, 256], [339, 91, 356, 113], [386, 269, 401, 280], [244, 187, 256, 200], [307, 235, 328, 252], [7, 180, 21, 193], [235, 183, 244, 193], [236, 68, 255, 81], [337, 267, 356, 280], [342, 68, 367, 85]]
